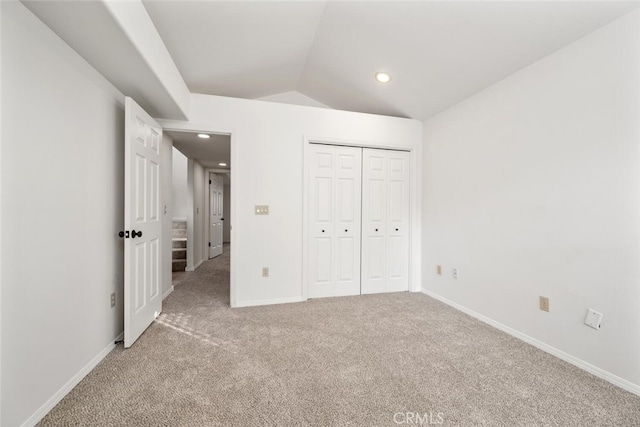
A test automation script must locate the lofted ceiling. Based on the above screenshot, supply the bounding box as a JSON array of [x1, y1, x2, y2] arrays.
[[143, 0, 640, 121]]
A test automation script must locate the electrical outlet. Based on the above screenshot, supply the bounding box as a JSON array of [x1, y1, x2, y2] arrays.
[[539, 296, 549, 312], [436, 265, 442, 275], [452, 268, 458, 279], [262, 267, 269, 277], [110, 292, 116, 308], [584, 308, 603, 329], [255, 205, 269, 215]]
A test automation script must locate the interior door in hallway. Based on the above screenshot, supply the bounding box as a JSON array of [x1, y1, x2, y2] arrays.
[[308, 144, 362, 298], [124, 97, 163, 348], [361, 148, 410, 294], [209, 173, 224, 258]]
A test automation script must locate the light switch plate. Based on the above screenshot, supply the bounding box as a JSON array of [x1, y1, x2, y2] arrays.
[[584, 308, 603, 329], [255, 205, 269, 215]]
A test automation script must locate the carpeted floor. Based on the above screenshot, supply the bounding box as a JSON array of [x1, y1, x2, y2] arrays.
[[38, 244, 640, 426]]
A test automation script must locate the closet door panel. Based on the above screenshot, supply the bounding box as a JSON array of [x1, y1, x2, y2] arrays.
[[386, 150, 410, 292], [361, 150, 386, 294], [309, 144, 361, 298], [362, 148, 410, 294], [334, 146, 362, 295], [309, 145, 336, 297]]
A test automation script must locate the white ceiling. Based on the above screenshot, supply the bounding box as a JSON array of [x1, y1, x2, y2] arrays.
[[167, 131, 231, 170], [143, 1, 640, 121]]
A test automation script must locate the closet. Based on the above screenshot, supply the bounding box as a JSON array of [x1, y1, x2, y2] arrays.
[[308, 143, 410, 298]]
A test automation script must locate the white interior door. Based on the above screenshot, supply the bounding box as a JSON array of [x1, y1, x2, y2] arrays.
[[361, 148, 410, 294], [124, 97, 163, 348], [209, 173, 224, 258], [308, 144, 362, 298]]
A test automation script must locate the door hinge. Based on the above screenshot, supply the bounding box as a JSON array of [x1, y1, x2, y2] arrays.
[[208, 242, 211, 247], [209, 179, 212, 184]]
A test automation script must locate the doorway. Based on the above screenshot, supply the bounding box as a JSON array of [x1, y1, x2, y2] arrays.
[[165, 129, 233, 304]]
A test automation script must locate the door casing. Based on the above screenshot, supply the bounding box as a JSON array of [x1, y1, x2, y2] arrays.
[[161, 124, 238, 307]]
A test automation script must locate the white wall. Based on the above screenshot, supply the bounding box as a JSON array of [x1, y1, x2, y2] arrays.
[[160, 95, 422, 307], [171, 147, 188, 220], [1, 3, 126, 425], [186, 159, 206, 271], [161, 134, 173, 298], [422, 10, 640, 391], [223, 182, 231, 243], [0, 2, 4, 423], [258, 91, 330, 109]]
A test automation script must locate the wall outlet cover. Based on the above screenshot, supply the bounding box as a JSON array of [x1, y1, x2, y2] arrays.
[[539, 296, 549, 312], [584, 308, 603, 329], [255, 205, 269, 215]]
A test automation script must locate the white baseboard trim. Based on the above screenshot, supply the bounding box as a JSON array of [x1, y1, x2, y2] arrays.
[[162, 286, 174, 300], [21, 331, 124, 427], [422, 289, 640, 397], [186, 259, 204, 272], [235, 296, 304, 308]]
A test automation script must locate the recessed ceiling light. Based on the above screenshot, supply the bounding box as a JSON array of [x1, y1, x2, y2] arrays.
[[197, 133, 210, 139], [375, 72, 391, 83], [219, 162, 228, 167]]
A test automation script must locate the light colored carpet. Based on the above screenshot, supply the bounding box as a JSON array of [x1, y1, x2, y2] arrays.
[[38, 245, 640, 426]]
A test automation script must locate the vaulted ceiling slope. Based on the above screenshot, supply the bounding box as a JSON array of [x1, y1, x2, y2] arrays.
[[143, 1, 639, 121]]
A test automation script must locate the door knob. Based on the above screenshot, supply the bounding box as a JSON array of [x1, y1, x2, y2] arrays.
[[375, 228, 379, 232], [321, 230, 325, 233], [131, 230, 142, 238], [396, 228, 399, 231], [345, 229, 348, 232], [221, 218, 224, 221], [118, 231, 130, 238]]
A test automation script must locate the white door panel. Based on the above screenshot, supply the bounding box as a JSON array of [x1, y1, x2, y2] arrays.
[[309, 144, 362, 298], [124, 97, 162, 348], [209, 173, 224, 258], [361, 148, 410, 294]]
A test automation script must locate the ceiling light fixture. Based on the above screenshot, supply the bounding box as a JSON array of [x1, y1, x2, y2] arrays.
[[375, 72, 391, 83], [219, 162, 228, 167], [197, 133, 210, 139]]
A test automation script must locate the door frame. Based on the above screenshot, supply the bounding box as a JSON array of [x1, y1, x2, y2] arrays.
[[159, 123, 238, 308], [302, 136, 420, 301], [204, 169, 229, 260]]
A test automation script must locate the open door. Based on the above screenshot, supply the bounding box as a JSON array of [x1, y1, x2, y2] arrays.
[[123, 97, 162, 348], [209, 172, 224, 258]]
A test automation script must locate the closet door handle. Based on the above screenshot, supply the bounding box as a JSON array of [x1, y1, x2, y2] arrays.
[[395, 228, 399, 231], [375, 228, 379, 232], [345, 229, 348, 232], [131, 230, 142, 238], [321, 230, 325, 233]]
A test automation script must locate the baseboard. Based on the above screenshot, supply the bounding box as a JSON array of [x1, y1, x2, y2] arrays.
[[422, 289, 640, 397], [235, 296, 304, 308], [162, 286, 174, 300], [172, 217, 187, 222], [185, 259, 204, 272], [21, 331, 124, 427]]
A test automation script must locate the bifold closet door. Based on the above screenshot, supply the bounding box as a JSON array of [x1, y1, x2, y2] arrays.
[[308, 144, 362, 298], [361, 149, 410, 294]]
